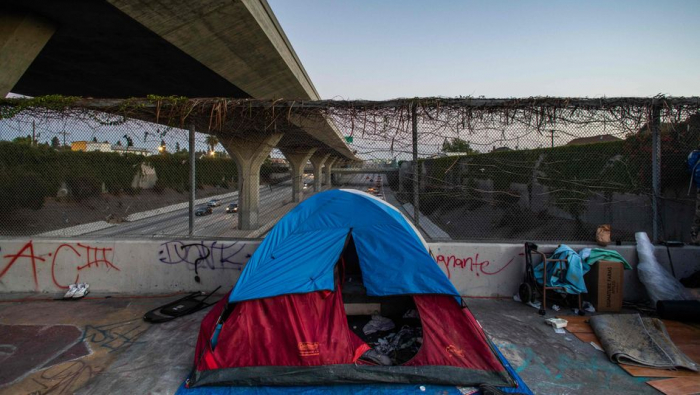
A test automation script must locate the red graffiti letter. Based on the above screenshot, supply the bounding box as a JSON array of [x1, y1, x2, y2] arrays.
[[1, 241, 45, 290]]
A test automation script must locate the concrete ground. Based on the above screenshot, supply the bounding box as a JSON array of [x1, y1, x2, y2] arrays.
[[0, 294, 657, 395]]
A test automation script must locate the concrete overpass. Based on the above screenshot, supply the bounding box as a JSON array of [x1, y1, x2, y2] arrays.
[[332, 168, 398, 175], [0, 0, 357, 229]]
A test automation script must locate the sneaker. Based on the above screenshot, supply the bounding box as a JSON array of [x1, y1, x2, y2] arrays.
[[64, 284, 79, 299], [72, 283, 90, 299]]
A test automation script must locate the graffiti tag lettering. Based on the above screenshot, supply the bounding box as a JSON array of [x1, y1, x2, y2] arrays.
[[436, 253, 515, 279], [158, 241, 246, 271], [51, 243, 118, 289], [0, 241, 118, 290], [81, 320, 148, 353], [0, 240, 45, 289]]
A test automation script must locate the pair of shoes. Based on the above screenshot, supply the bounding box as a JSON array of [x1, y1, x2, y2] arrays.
[[63, 283, 90, 299]]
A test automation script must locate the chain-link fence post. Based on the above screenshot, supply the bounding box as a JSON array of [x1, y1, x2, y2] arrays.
[[411, 101, 419, 228], [651, 100, 661, 242], [188, 123, 196, 238]]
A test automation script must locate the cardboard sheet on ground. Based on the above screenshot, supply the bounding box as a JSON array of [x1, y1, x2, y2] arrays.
[[559, 315, 700, 394]]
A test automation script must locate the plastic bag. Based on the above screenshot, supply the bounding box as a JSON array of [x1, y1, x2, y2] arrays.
[[596, 224, 611, 246], [635, 232, 694, 306]]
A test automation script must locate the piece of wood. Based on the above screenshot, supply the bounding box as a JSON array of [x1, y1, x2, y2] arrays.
[[573, 332, 602, 348], [622, 365, 699, 378], [625, 365, 700, 379], [646, 377, 700, 395], [557, 315, 589, 324], [344, 303, 380, 316]]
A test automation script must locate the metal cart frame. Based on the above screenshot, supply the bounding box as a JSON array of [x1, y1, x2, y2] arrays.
[[521, 242, 583, 316]]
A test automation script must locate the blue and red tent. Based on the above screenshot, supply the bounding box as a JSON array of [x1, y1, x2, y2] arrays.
[[185, 189, 530, 393]]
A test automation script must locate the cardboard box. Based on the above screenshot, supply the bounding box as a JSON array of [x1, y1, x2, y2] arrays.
[[584, 260, 624, 312]]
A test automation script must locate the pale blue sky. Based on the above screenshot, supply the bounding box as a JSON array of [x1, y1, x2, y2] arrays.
[[268, 0, 700, 100]]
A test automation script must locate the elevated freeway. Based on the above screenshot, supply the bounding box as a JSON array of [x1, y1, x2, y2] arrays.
[[1, 0, 358, 230]]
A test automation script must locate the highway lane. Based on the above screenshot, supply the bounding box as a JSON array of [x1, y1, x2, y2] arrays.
[[84, 172, 391, 238], [84, 177, 314, 238]]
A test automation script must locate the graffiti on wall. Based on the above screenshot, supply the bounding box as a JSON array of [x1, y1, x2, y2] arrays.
[[158, 240, 249, 271], [436, 253, 516, 279], [0, 240, 119, 290]]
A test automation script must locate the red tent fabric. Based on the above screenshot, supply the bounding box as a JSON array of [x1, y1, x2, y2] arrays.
[[190, 289, 510, 388]]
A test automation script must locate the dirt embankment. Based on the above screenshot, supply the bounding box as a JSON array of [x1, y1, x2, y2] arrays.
[[0, 186, 237, 236]]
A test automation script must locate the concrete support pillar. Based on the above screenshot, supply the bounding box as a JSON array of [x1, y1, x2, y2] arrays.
[[220, 133, 283, 230], [281, 148, 317, 202], [0, 12, 55, 97], [324, 157, 338, 186], [309, 153, 330, 192]]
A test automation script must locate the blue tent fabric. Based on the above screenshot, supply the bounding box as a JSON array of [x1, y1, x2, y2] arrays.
[[229, 190, 459, 303], [533, 245, 589, 294], [689, 150, 700, 186]]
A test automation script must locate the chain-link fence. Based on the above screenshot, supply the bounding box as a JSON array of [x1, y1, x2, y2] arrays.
[[1, 96, 698, 243]]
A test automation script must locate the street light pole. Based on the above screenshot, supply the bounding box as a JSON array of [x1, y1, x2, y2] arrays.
[[189, 124, 196, 238]]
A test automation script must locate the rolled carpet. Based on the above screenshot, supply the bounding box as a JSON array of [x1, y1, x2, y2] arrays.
[[589, 314, 698, 371]]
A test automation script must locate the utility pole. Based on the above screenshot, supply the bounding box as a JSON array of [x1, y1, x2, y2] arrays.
[[550, 130, 555, 148], [188, 124, 196, 238], [651, 100, 661, 242], [58, 129, 71, 148], [411, 101, 420, 228]]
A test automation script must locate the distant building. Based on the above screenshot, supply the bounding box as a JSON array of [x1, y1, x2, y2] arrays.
[[270, 158, 288, 165], [566, 135, 621, 146], [431, 152, 472, 158], [111, 145, 152, 156], [71, 141, 113, 153]]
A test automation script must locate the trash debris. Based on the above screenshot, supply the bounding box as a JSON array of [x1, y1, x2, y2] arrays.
[[582, 301, 595, 313], [513, 293, 522, 303], [596, 224, 611, 246], [590, 342, 605, 352], [553, 327, 566, 334], [545, 318, 568, 329], [375, 325, 422, 355], [360, 348, 392, 365], [636, 232, 694, 305], [403, 309, 420, 319], [362, 314, 395, 335], [551, 304, 561, 312], [64, 283, 90, 299], [143, 286, 221, 324], [527, 301, 541, 309]]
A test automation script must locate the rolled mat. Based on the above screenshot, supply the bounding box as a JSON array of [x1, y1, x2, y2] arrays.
[[589, 314, 698, 371]]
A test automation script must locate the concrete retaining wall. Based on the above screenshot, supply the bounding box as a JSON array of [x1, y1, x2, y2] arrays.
[[1, 238, 698, 301]]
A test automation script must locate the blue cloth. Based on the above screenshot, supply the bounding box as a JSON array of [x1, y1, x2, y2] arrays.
[[688, 150, 700, 185], [229, 190, 459, 303], [533, 245, 589, 294]]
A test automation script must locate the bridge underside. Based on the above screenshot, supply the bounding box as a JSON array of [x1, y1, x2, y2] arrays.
[[3, 1, 250, 98], [1, 0, 358, 231]]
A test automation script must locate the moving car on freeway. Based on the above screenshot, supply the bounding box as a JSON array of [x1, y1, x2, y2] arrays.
[[195, 207, 213, 216], [226, 203, 238, 213], [207, 199, 222, 207]]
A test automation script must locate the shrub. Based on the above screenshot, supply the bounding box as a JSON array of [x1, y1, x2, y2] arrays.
[[0, 170, 48, 212], [66, 175, 102, 202]]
